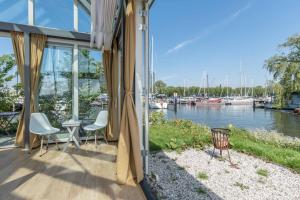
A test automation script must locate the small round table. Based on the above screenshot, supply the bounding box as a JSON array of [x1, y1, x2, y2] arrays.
[[62, 119, 81, 151]]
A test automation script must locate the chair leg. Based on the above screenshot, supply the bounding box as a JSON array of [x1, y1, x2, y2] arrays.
[[227, 149, 232, 163], [211, 147, 215, 159], [94, 134, 97, 146], [40, 136, 44, 157], [46, 137, 49, 151], [220, 149, 222, 157], [103, 130, 108, 144], [85, 132, 89, 146], [56, 137, 60, 150]]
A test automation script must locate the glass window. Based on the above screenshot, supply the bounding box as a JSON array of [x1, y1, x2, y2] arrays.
[[78, 48, 106, 135], [38, 45, 73, 139], [0, 36, 23, 146], [35, 0, 73, 31], [0, 0, 28, 24], [78, 2, 91, 33]]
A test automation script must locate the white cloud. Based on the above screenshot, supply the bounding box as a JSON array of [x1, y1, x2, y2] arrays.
[[165, 2, 252, 55], [165, 38, 198, 55]]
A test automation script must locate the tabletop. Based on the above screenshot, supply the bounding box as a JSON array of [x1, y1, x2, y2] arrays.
[[0, 112, 19, 117], [62, 119, 81, 127]]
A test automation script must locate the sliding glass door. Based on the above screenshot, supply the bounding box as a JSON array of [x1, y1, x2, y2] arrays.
[[38, 45, 73, 139], [37, 42, 107, 140], [78, 48, 106, 137]]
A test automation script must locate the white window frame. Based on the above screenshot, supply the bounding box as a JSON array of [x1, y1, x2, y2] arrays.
[[27, 0, 87, 33]]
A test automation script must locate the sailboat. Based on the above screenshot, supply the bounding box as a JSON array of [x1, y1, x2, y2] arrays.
[[149, 36, 168, 109], [227, 62, 253, 105]]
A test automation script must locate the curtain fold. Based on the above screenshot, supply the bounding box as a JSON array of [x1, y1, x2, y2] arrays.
[[111, 41, 120, 141], [11, 32, 25, 147], [104, 42, 120, 141], [116, 0, 144, 185], [11, 32, 47, 148], [90, 0, 117, 50], [103, 50, 113, 140], [30, 34, 47, 148]]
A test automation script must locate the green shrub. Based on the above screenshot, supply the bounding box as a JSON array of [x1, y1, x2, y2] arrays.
[[197, 171, 209, 180], [256, 169, 269, 177], [150, 111, 166, 125]]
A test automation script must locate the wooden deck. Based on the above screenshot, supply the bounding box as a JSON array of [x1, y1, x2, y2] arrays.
[[0, 143, 146, 200]]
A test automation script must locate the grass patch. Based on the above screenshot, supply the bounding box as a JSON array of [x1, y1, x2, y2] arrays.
[[197, 171, 209, 180], [196, 187, 206, 194], [149, 112, 300, 173], [233, 182, 249, 190], [256, 169, 269, 177]]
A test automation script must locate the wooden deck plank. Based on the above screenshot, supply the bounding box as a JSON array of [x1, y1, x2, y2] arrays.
[[0, 143, 146, 200]]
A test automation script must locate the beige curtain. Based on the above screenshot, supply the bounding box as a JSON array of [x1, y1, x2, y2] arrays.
[[12, 32, 47, 148], [30, 34, 47, 148], [11, 32, 25, 147], [111, 41, 120, 140], [104, 41, 120, 141], [116, 0, 144, 185], [103, 50, 113, 140]]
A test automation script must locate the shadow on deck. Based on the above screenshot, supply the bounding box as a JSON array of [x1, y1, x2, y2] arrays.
[[0, 143, 146, 200]]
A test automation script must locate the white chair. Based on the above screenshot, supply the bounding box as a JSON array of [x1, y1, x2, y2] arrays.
[[83, 110, 108, 146], [30, 113, 60, 156]]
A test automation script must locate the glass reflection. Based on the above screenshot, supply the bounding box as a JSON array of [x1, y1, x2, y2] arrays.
[[78, 48, 106, 136], [38, 45, 73, 137]]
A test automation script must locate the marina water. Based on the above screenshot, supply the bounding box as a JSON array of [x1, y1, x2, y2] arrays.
[[152, 104, 300, 138]]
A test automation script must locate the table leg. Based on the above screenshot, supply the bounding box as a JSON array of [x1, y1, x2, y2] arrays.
[[63, 128, 73, 152], [63, 126, 81, 151], [71, 127, 81, 149]]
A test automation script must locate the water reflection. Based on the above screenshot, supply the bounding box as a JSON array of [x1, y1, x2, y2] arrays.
[[154, 105, 300, 138]]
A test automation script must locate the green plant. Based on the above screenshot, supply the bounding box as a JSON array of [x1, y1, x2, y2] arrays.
[[150, 118, 300, 173], [196, 187, 206, 194], [233, 182, 249, 190], [256, 169, 269, 177], [150, 111, 166, 125], [197, 171, 209, 180]]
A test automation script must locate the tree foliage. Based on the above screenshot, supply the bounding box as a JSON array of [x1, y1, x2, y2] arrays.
[[264, 34, 300, 106], [153, 79, 267, 97], [0, 54, 15, 87], [0, 54, 18, 112]]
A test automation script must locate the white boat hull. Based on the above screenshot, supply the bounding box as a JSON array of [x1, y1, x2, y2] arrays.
[[227, 98, 254, 105], [150, 102, 168, 109]]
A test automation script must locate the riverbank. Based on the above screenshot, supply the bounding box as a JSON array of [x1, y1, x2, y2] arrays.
[[147, 148, 300, 200], [149, 112, 300, 173], [148, 112, 300, 199]]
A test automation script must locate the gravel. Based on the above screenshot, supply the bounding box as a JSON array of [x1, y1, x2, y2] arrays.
[[147, 147, 300, 200]]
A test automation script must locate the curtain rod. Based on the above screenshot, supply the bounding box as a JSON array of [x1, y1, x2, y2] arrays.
[[0, 21, 90, 42]]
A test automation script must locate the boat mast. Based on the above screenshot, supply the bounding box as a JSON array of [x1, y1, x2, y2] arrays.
[[240, 60, 243, 97], [203, 72, 206, 97], [251, 79, 254, 97], [206, 74, 209, 98], [244, 73, 247, 97], [183, 79, 186, 97], [151, 36, 154, 95], [226, 76, 229, 98]]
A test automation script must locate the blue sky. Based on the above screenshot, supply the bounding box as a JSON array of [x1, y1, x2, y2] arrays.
[[1, 0, 300, 88], [149, 0, 300, 87]]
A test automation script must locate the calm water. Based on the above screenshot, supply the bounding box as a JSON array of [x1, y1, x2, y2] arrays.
[[154, 104, 300, 138]]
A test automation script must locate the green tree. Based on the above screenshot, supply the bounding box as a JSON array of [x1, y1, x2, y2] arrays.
[[264, 34, 300, 106], [154, 80, 167, 94], [0, 54, 17, 112], [0, 54, 15, 87]]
